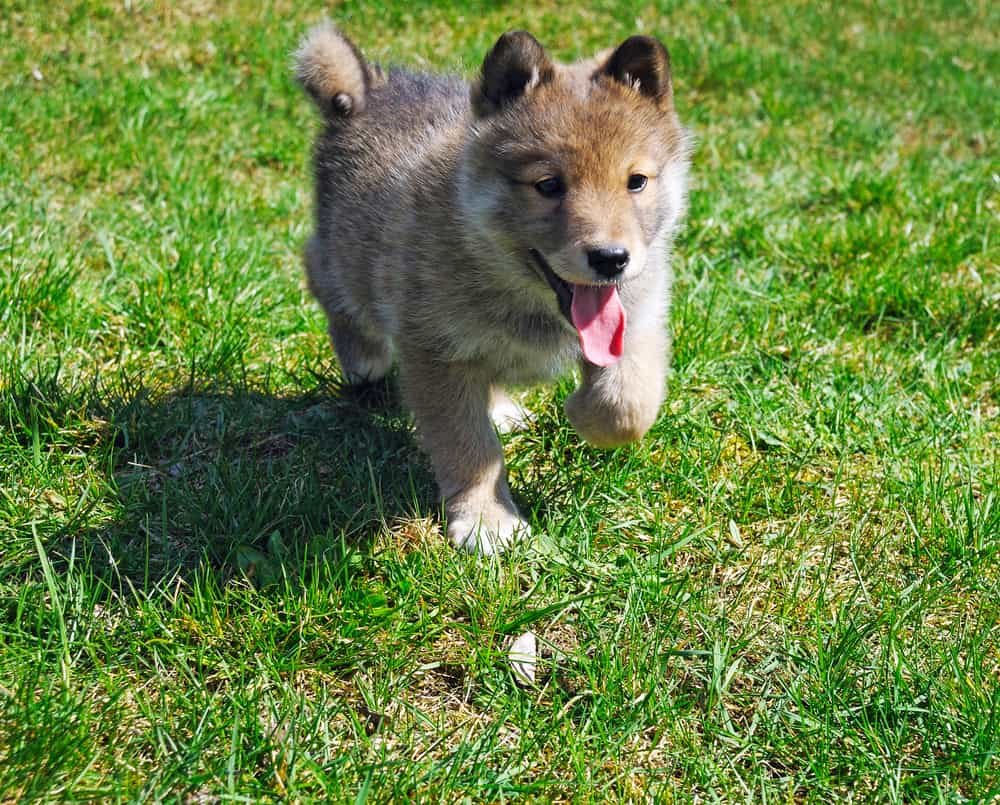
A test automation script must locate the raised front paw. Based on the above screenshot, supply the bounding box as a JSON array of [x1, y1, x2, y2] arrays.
[[446, 497, 531, 556], [564, 385, 657, 448]]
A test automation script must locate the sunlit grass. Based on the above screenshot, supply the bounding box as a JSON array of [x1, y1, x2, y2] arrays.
[[1, 0, 998, 800]]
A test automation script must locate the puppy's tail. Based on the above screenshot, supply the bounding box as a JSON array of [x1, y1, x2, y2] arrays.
[[294, 22, 381, 121]]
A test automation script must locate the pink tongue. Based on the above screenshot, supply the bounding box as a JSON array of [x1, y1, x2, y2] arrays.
[[570, 285, 626, 367]]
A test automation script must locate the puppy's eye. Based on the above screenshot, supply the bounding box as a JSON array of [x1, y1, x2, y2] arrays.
[[627, 174, 648, 193], [534, 177, 566, 198]]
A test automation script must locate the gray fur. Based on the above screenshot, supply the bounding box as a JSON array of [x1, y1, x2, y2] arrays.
[[296, 24, 691, 554]]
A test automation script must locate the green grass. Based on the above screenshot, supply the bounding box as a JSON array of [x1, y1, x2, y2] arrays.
[[2, 0, 998, 800]]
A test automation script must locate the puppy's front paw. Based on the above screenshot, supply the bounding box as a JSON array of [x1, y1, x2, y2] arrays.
[[446, 500, 531, 556], [565, 386, 653, 448]]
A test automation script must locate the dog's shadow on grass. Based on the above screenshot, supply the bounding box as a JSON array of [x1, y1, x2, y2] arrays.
[[93, 378, 438, 587]]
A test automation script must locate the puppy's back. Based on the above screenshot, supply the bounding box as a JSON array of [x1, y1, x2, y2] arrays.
[[296, 24, 469, 329]]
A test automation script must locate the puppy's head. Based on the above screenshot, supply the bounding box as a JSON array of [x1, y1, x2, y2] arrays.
[[459, 32, 690, 364], [461, 31, 690, 290]]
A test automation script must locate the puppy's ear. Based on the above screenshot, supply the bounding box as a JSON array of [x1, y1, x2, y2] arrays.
[[595, 35, 672, 106], [472, 31, 554, 116]]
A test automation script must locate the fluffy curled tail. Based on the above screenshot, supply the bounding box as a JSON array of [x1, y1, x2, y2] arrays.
[[294, 22, 380, 121]]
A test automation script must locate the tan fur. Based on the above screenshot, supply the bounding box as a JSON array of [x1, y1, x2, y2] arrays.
[[296, 25, 691, 554]]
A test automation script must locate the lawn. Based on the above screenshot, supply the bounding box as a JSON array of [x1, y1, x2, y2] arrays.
[[1, 0, 998, 801]]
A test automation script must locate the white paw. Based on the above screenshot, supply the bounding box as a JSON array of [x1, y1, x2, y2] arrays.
[[490, 394, 534, 435], [447, 506, 532, 556]]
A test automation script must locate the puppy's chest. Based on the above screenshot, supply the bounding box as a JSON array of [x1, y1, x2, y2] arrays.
[[454, 308, 578, 382]]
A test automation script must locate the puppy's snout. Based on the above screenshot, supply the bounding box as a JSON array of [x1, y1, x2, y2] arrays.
[[587, 246, 630, 278]]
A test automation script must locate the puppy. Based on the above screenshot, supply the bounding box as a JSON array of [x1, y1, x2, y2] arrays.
[[296, 24, 690, 554]]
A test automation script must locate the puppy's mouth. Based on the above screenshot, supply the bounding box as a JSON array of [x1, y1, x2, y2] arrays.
[[529, 248, 626, 367], [529, 248, 574, 322]]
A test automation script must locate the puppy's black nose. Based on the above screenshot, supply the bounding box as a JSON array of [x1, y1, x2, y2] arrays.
[[587, 246, 630, 278]]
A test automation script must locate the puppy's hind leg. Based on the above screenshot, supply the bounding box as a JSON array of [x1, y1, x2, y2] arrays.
[[305, 235, 393, 385], [326, 315, 393, 385]]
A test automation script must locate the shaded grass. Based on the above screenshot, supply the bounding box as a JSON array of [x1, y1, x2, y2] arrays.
[[2, 0, 998, 801]]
